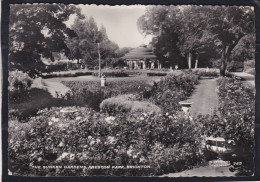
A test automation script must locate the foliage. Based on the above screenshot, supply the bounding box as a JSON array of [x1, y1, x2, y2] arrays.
[[244, 60, 255, 75], [9, 106, 202, 176], [193, 70, 219, 78], [197, 77, 254, 176], [150, 72, 199, 113], [147, 72, 167, 77], [100, 94, 161, 115], [9, 88, 70, 121], [41, 71, 93, 78], [63, 79, 152, 99], [8, 70, 33, 91], [138, 6, 255, 75], [92, 71, 128, 77], [9, 4, 83, 72], [66, 17, 120, 68]]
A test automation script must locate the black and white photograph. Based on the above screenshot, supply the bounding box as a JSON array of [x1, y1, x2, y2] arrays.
[[7, 4, 255, 177]]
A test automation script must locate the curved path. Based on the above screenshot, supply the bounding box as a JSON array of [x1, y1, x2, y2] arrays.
[[31, 78, 71, 97], [185, 78, 219, 117]]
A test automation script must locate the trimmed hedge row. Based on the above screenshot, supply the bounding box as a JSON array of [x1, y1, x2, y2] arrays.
[[147, 72, 167, 77], [100, 94, 161, 115], [193, 70, 219, 78], [92, 71, 128, 77], [42, 71, 92, 78]]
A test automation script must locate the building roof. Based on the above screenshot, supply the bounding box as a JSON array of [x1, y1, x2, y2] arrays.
[[122, 44, 157, 59]]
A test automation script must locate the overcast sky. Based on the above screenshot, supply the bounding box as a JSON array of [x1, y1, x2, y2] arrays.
[[68, 5, 153, 48]]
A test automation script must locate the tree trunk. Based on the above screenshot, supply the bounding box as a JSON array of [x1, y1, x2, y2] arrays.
[[219, 36, 243, 76], [195, 58, 198, 69], [220, 60, 227, 76], [220, 50, 228, 76], [98, 43, 101, 77], [188, 52, 192, 70]]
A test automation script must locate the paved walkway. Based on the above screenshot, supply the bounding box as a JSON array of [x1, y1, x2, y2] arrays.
[[31, 78, 71, 97], [185, 78, 219, 118], [160, 164, 235, 177]]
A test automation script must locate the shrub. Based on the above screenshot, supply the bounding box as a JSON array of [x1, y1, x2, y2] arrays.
[[62, 80, 152, 103], [8, 88, 71, 121], [92, 71, 128, 77], [9, 107, 202, 176], [150, 72, 199, 113], [100, 94, 161, 115], [147, 72, 167, 77], [41, 71, 93, 78], [8, 70, 32, 91], [193, 70, 219, 78], [196, 77, 255, 176], [245, 68, 255, 75], [244, 60, 254, 71]]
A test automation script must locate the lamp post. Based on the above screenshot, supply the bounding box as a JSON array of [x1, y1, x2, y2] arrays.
[[98, 42, 101, 78]]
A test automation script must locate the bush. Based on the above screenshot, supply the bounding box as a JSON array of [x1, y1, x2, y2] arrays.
[[8, 70, 32, 91], [92, 71, 128, 77], [193, 70, 219, 78], [149, 72, 199, 113], [9, 107, 202, 176], [62, 79, 152, 105], [245, 68, 255, 75], [196, 77, 255, 176], [100, 94, 161, 115], [9, 88, 72, 121], [147, 72, 167, 77], [41, 71, 93, 78]]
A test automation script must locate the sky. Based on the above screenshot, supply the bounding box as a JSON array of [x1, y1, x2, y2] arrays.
[[67, 5, 153, 48]]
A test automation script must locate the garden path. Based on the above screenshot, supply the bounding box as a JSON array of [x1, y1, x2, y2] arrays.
[[160, 163, 236, 177], [184, 78, 219, 117], [32, 78, 71, 97]]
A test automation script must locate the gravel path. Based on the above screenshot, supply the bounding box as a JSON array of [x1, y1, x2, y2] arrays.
[[160, 163, 235, 177], [32, 78, 71, 97], [185, 78, 219, 118]]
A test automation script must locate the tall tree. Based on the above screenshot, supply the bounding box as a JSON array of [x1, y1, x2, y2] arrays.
[[177, 6, 213, 69], [207, 6, 255, 75], [67, 18, 120, 68], [9, 4, 83, 73], [138, 6, 255, 74]]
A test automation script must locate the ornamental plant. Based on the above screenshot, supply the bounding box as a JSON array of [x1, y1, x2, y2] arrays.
[[197, 77, 255, 176], [150, 72, 199, 113], [100, 94, 161, 115], [8, 70, 32, 91], [9, 106, 202, 176]]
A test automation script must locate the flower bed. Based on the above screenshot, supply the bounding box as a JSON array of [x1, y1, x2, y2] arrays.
[[42, 71, 93, 79], [9, 106, 202, 176], [100, 94, 161, 115], [193, 70, 219, 78], [197, 77, 255, 176], [147, 72, 167, 77], [149, 72, 199, 113], [9, 70, 32, 91], [62, 80, 153, 111], [92, 71, 128, 77]]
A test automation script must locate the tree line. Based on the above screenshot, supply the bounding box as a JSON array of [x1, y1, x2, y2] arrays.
[[137, 5, 255, 76], [9, 4, 131, 74]]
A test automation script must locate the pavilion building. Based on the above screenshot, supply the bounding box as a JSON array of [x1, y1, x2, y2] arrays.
[[122, 44, 161, 69]]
